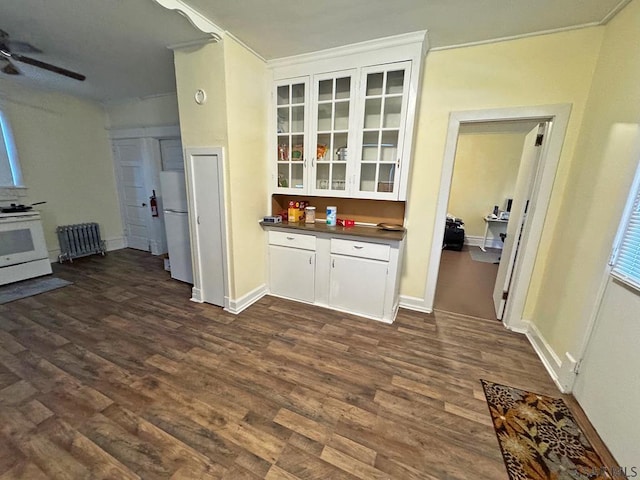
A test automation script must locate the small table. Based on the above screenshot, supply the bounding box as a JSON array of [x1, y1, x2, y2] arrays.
[[482, 216, 508, 252]]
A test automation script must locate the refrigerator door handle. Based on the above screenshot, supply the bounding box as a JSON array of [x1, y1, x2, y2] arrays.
[[164, 209, 187, 214]]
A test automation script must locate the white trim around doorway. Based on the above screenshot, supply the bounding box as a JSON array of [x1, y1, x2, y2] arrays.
[[423, 104, 572, 331]]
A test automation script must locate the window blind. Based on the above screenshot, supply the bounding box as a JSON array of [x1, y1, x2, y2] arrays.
[[0, 113, 13, 186], [611, 161, 640, 291], [0, 110, 22, 187]]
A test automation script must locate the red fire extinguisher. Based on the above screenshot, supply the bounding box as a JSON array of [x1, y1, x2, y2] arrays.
[[150, 190, 159, 217]]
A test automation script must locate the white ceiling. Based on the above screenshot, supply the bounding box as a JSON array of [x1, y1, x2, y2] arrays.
[[0, 0, 630, 103]]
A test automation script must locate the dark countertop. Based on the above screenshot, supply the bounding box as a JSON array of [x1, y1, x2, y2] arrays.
[[260, 221, 406, 241]]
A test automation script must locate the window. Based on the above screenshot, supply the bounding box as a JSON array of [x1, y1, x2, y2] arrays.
[[0, 110, 23, 187], [610, 159, 640, 290]]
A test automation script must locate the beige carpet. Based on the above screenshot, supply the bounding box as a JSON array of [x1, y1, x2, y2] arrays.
[[434, 245, 500, 320]]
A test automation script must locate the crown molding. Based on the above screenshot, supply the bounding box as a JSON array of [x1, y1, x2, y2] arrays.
[[430, 22, 601, 52], [601, 0, 633, 23], [268, 30, 428, 70], [152, 0, 224, 41]]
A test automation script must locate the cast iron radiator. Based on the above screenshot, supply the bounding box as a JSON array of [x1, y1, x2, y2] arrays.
[[56, 223, 106, 263]]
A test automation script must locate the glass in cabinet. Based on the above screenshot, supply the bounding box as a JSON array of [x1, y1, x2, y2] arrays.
[[311, 71, 356, 196], [275, 78, 308, 192], [354, 62, 411, 199]]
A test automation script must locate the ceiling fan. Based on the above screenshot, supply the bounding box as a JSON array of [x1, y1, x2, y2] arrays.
[[0, 29, 85, 81]]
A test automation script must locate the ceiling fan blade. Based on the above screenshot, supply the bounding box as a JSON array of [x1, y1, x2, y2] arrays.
[[0, 57, 20, 75], [13, 53, 85, 81]]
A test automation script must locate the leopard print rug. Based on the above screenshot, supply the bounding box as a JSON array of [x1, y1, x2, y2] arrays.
[[481, 380, 620, 480]]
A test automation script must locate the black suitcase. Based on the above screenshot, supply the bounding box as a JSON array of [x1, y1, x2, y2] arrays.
[[443, 219, 465, 251]]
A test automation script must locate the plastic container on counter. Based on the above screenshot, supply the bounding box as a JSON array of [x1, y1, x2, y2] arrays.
[[305, 206, 316, 224]]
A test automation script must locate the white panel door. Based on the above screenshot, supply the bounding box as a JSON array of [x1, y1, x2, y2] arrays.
[[190, 153, 225, 307], [493, 124, 547, 319], [329, 254, 387, 318], [113, 139, 151, 251]]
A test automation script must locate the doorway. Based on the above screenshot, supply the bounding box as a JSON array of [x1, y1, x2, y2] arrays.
[[112, 138, 154, 252], [110, 126, 182, 256], [434, 120, 540, 319], [424, 105, 571, 331]]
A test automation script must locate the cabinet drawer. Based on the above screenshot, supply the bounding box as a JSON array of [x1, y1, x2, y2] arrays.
[[330, 238, 390, 261], [268, 230, 316, 251]]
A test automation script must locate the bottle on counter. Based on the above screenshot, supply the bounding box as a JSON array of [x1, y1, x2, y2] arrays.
[[326, 206, 337, 226]]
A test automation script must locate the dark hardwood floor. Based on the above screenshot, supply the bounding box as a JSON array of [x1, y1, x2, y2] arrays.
[[0, 249, 610, 479]]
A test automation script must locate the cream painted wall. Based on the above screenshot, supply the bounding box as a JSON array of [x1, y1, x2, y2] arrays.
[[402, 27, 604, 301], [173, 38, 268, 300], [448, 131, 525, 237], [174, 43, 229, 148], [532, 0, 640, 358], [174, 41, 233, 293], [223, 38, 269, 299], [104, 93, 180, 129], [0, 79, 123, 255], [535, 0, 640, 464]]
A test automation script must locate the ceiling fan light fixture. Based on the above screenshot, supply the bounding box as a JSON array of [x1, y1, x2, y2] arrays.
[[1, 60, 20, 75]]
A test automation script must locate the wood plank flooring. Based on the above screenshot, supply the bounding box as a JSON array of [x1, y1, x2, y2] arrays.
[[0, 249, 607, 479]]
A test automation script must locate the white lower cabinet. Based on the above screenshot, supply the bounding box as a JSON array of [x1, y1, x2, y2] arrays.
[[266, 228, 403, 323], [329, 254, 388, 319], [268, 231, 316, 303]]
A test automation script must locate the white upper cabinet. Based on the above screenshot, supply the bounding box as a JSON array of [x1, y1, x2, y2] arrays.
[[352, 62, 411, 199], [269, 32, 428, 201], [310, 70, 356, 197], [275, 77, 309, 193]]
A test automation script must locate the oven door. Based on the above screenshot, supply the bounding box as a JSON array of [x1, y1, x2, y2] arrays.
[[0, 216, 49, 267]]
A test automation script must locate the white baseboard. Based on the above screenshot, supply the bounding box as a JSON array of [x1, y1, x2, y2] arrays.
[[399, 295, 433, 314], [465, 235, 504, 250], [48, 235, 126, 262], [225, 284, 267, 315], [525, 320, 573, 393], [106, 236, 126, 251], [190, 287, 203, 303]]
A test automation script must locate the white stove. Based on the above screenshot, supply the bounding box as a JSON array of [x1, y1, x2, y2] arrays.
[[0, 210, 52, 285]]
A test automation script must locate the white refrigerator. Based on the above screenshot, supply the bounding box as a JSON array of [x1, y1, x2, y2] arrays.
[[159, 171, 193, 284]]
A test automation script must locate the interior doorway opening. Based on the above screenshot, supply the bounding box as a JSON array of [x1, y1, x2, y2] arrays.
[[424, 104, 571, 331], [435, 119, 541, 320]]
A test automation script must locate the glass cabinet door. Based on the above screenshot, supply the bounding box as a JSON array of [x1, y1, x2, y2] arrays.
[[311, 71, 355, 196], [354, 62, 410, 199], [276, 78, 308, 191]]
